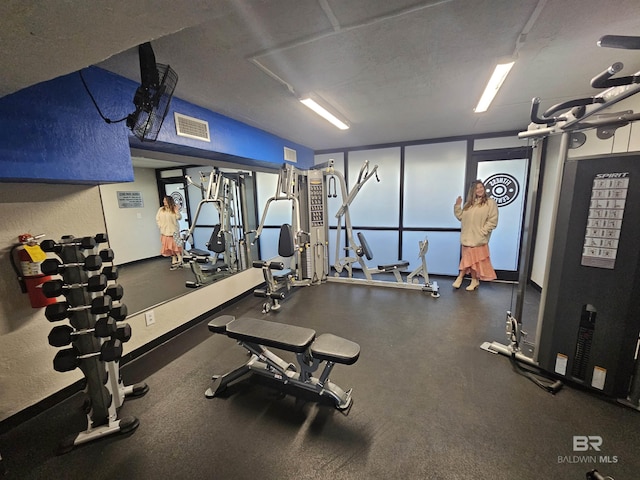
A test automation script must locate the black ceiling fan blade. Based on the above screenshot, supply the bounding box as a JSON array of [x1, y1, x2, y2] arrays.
[[138, 42, 160, 87], [597, 35, 640, 50]]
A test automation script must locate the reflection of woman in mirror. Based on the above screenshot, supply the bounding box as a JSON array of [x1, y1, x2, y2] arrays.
[[156, 195, 183, 270]]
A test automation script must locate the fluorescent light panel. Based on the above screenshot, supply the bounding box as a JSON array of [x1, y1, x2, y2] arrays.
[[474, 61, 515, 113], [299, 97, 349, 130]]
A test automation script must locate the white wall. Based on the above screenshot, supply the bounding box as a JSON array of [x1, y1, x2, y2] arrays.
[[99, 167, 162, 265], [0, 182, 262, 422], [0, 184, 107, 420]]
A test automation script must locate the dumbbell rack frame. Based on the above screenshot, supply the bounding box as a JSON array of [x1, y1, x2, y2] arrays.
[[43, 235, 148, 453]]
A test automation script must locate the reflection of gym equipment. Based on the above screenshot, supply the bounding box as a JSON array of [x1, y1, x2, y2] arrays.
[[183, 169, 252, 288], [329, 160, 439, 296], [205, 315, 360, 412], [252, 163, 330, 312], [483, 37, 640, 408], [185, 225, 233, 288]]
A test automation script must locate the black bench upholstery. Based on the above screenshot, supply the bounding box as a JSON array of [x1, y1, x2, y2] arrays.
[[225, 317, 315, 354], [311, 334, 360, 365]]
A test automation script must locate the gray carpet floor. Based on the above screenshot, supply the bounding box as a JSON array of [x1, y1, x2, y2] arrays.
[[1, 279, 638, 479]]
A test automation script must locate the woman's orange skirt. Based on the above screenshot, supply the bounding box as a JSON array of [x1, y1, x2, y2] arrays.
[[459, 244, 496, 281], [160, 234, 182, 257]]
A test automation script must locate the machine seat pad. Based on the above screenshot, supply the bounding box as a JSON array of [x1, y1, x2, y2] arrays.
[[201, 262, 229, 272], [208, 315, 236, 334], [252, 261, 285, 270], [273, 269, 291, 278], [189, 248, 211, 257], [311, 334, 360, 365], [226, 317, 316, 353], [378, 261, 409, 272]]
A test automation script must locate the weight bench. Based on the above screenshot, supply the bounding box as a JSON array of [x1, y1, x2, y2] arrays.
[[205, 315, 360, 411]]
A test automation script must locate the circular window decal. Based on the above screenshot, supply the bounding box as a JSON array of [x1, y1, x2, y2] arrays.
[[170, 191, 185, 211], [484, 173, 520, 207]]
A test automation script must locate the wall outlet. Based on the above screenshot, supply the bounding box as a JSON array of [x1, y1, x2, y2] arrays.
[[145, 310, 155, 326]]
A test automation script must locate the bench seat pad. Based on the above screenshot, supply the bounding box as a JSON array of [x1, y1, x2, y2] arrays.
[[208, 315, 236, 334], [311, 333, 360, 365], [226, 317, 316, 353]]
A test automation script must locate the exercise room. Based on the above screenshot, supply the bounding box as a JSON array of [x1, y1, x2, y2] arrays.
[[1, 2, 640, 479]]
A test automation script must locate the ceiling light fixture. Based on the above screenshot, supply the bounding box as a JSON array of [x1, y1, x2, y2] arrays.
[[474, 61, 515, 113], [299, 95, 350, 130]]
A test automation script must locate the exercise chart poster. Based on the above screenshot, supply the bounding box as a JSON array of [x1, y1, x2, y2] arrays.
[[581, 172, 629, 269]]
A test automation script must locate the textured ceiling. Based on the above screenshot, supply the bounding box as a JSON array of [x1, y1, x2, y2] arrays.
[[3, 0, 640, 151]]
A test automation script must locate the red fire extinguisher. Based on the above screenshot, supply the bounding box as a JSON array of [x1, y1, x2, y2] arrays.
[[10, 233, 57, 308]]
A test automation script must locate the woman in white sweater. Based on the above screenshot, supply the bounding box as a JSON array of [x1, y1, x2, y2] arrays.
[[452, 180, 498, 290], [156, 195, 183, 270]]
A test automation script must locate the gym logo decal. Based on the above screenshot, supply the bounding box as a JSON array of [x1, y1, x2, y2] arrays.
[[484, 173, 520, 207], [170, 191, 185, 211]]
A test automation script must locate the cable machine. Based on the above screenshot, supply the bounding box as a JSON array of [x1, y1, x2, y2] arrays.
[[252, 163, 330, 312], [482, 36, 640, 408]]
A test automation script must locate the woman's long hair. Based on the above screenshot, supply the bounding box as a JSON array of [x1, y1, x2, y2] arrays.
[[162, 195, 177, 211], [463, 179, 489, 210]]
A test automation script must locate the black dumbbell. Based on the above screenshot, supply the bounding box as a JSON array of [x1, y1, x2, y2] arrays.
[[102, 265, 119, 280], [53, 339, 123, 372], [41, 274, 108, 298], [109, 303, 128, 321], [44, 295, 112, 322], [114, 323, 132, 342], [47, 318, 118, 347], [41, 255, 102, 275], [99, 248, 115, 262], [105, 284, 124, 301], [40, 236, 97, 253], [94, 233, 108, 244]]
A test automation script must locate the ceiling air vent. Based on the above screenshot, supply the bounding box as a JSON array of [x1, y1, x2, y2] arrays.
[[174, 112, 210, 142], [283, 146, 297, 163]]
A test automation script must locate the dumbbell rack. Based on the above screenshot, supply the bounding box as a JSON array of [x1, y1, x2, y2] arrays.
[[41, 234, 149, 453]]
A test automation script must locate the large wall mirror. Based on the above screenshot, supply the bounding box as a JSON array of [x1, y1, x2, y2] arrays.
[[99, 149, 277, 315]]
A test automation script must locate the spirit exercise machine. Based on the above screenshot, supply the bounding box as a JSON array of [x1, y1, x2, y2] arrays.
[[328, 160, 439, 297], [252, 163, 330, 312], [183, 169, 253, 288], [483, 35, 640, 408], [205, 315, 360, 411]]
